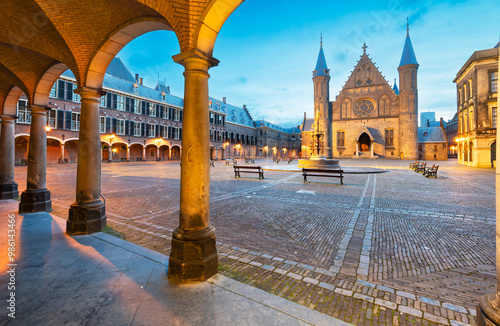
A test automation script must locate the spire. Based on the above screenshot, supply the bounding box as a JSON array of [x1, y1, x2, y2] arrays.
[[362, 42, 367, 55], [399, 19, 418, 67], [392, 78, 399, 95], [314, 36, 329, 77]]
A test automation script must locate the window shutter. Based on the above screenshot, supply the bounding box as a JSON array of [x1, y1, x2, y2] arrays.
[[168, 107, 172, 120], [58, 80, 65, 99], [112, 94, 118, 109], [57, 110, 64, 130], [180, 110, 183, 122], [145, 123, 150, 137], [168, 126, 172, 139], [65, 111, 72, 130], [141, 122, 145, 137], [142, 102, 146, 115], [156, 124, 161, 138], [179, 128, 182, 140], [156, 105, 160, 118], [125, 120, 129, 135], [66, 83, 73, 101], [105, 117, 111, 133], [112, 118, 117, 134]]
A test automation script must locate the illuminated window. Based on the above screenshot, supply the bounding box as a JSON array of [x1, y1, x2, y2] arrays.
[[117, 119, 125, 135], [47, 109, 57, 128], [17, 100, 30, 124], [71, 112, 80, 131], [100, 116, 106, 133], [133, 122, 141, 137], [148, 123, 155, 137]]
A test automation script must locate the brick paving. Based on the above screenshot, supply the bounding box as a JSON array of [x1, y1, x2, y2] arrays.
[[15, 158, 495, 325]]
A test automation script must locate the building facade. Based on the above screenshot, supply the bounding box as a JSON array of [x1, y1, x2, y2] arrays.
[[453, 42, 499, 168], [13, 58, 301, 165], [302, 28, 446, 161], [445, 113, 458, 158]]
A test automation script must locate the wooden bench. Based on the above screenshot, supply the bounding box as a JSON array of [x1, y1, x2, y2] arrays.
[[302, 168, 344, 185], [244, 157, 255, 164], [225, 159, 235, 166], [234, 165, 264, 179], [423, 164, 439, 178], [409, 161, 419, 169], [415, 162, 427, 173]]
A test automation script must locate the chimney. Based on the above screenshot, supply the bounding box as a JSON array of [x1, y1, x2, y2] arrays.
[[135, 73, 139, 82], [139, 77, 143, 85], [222, 97, 226, 104], [166, 86, 170, 93], [243, 104, 246, 110]]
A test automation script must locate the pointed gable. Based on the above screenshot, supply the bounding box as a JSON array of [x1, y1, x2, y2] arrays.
[[343, 53, 390, 89]]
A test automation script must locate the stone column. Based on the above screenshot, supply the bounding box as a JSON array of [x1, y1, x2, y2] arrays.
[[67, 87, 106, 235], [169, 147, 172, 160], [19, 106, 51, 212], [0, 115, 19, 199], [142, 146, 146, 161], [477, 46, 500, 326], [127, 145, 130, 162], [168, 49, 219, 283], [156, 146, 160, 161], [355, 143, 359, 157], [371, 143, 374, 158], [108, 143, 112, 162], [60, 143, 65, 163]]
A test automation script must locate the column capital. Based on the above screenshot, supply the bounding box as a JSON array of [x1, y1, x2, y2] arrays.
[[0, 114, 18, 122], [173, 49, 219, 71], [74, 87, 106, 100], [28, 104, 50, 114]]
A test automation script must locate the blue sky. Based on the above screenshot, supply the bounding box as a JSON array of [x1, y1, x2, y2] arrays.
[[118, 0, 500, 127]]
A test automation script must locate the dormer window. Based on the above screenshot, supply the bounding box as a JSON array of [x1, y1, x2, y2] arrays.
[[423, 131, 428, 137]]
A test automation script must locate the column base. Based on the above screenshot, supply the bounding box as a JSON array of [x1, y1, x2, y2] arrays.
[[477, 292, 500, 326], [0, 182, 19, 199], [19, 189, 51, 213], [168, 230, 218, 284], [67, 201, 106, 235]]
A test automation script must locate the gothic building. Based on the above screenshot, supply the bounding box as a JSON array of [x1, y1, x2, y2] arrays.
[[302, 27, 447, 160]]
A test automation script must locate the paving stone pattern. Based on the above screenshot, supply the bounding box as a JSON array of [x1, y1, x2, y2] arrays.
[[16, 158, 495, 325]]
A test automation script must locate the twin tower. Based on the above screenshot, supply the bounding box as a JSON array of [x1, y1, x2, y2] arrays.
[[311, 26, 419, 160]]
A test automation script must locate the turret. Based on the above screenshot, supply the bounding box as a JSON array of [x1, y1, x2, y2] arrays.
[[313, 36, 332, 158], [398, 21, 419, 160]]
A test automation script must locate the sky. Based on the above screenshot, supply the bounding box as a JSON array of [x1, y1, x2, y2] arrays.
[[117, 0, 500, 127]]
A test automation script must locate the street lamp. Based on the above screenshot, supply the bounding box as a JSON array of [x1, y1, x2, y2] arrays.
[[45, 126, 51, 132]]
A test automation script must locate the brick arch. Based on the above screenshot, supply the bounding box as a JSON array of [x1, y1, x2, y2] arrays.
[[0, 64, 30, 106], [2, 86, 24, 116], [86, 18, 174, 89], [33, 62, 69, 106], [195, 0, 245, 55]]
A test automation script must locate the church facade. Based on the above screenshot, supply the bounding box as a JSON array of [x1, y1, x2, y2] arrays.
[[303, 28, 446, 160]]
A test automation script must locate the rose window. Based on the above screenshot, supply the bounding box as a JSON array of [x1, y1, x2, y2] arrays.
[[353, 99, 375, 117]]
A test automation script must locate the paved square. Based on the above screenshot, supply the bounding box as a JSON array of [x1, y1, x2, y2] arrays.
[[14, 158, 495, 325]]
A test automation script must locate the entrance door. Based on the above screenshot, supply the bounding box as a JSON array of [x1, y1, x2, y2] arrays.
[[358, 133, 371, 152]]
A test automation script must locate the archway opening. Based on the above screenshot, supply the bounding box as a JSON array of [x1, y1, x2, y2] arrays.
[[358, 132, 371, 152]]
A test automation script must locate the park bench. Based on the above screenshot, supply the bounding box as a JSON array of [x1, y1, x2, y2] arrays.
[[244, 157, 255, 164], [423, 164, 439, 178], [210, 160, 214, 167], [234, 165, 264, 179], [409, 161, 419, 169], [414, 162, 427, 173], [273, 157, 280, 163], [302, 168, 344, 185], [225, 159, 235, 166]]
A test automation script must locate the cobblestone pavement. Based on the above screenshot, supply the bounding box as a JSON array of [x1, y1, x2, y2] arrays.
[[14, 158, 495, 325]]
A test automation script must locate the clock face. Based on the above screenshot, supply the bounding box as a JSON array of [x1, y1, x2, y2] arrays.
[[353, 99, 375, 117]]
